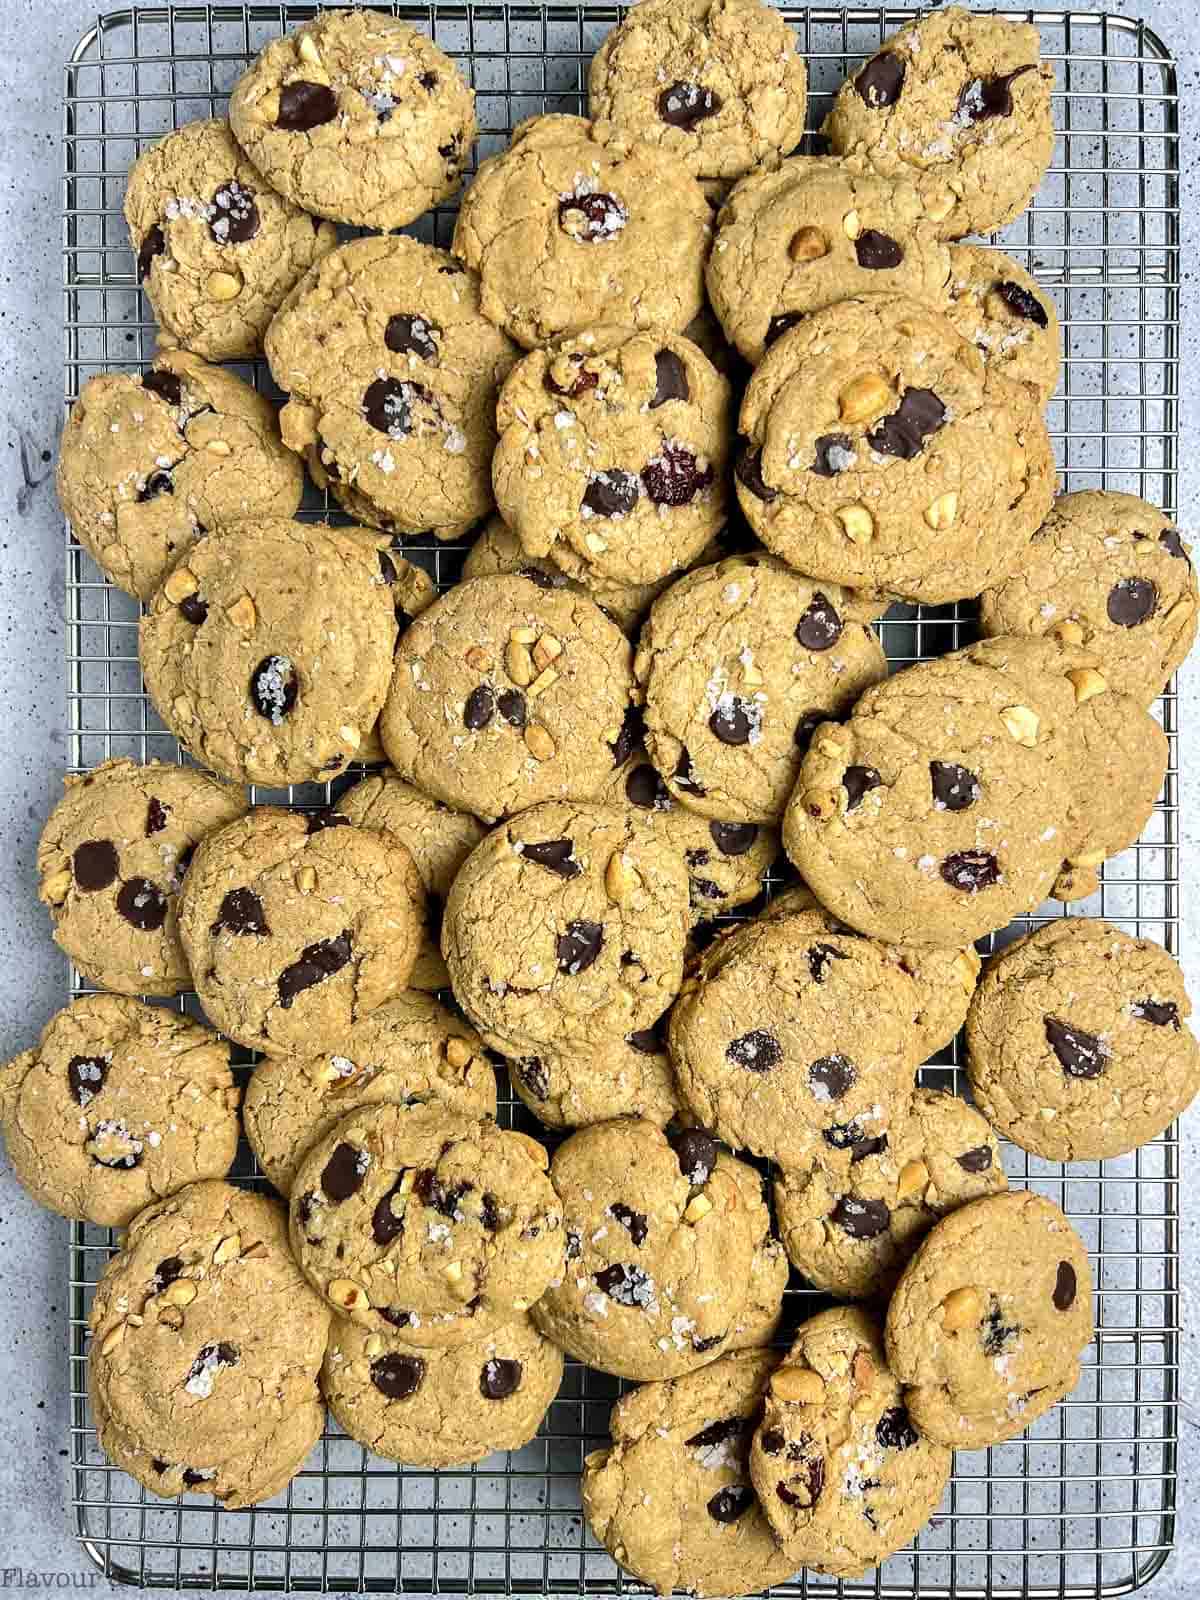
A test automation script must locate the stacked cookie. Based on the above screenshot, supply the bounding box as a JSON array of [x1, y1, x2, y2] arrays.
[[10, 0, 1197, 1588]]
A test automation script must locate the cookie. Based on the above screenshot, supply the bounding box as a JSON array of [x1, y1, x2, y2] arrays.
[[505, 1030, 681, 1131], [706, 156, 951, 365], [884, 1190, 1093, 1449], [90, 1180, 330, 1464], [532, 1119, 772, 1380], [125, 117, 337, 359], [452, 113, 711, 349], [379, 576, 636, 826], [781, 642, 1077, 947], [140, 519, 398, 787], [667, 913, 916, 1169], [774, 1087, 1006, 1302], [442, 801, 690, 1059], [735, 293, 1056, 605], [748, 1307, 950, 1577], [979, 490, 1199, 706], [177, 807, 424, 1056], [36, 758, 246, 997], [581, 1348, 798, 1597], [229, 10, 476, 230], [943, 244, 1060, 407], [265, 236, 518, 540], [823, 8, 1055, 240], [966, 918, 1200, 1162], [243, 991, 497, 1195], [322, 1311, 563, 1467], [588, 0, 807, 181], [0, 995, 237, 1228], [634, 554, 888, 824], [56, 353, 303, 600], [332, 771, 485, 991], [493, 326, 731, 590], [289, 1103, 563, 1328]]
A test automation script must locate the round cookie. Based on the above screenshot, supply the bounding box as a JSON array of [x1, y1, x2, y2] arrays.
[[442, 801, 690, 1059], [533, 1119, 768, 1379], [125, 117, 337, 359], [706, 156, 951, 365], [884, 1190, 1094, 1449], [289, 1103, 563, 1328], [243, 992, 497, 1195], [781, 643, 1077, 947], [228, 11, 476, 230], [36, 758, 247, 997], [140, 519, 398, 787], [380, 576, 635, 824], [667, 913, 916, 1169], [322, 1311, 563, 1467], [333, 771, 485, 990], [505, 1030, 681, 1131], [56, 353, 303, 600], [177, 807, 424, 1057], [265, 236, 518, 540], [966, 918, 1200, 1162], [493, 326, 731, 590], [634, 554, 888, 824], [588, 0, 806, 181], [980, 490, 1199, 707], [823, 8, 1056, 241], [581, 1348, 799, 1598], [943, 244, 1060, 407], [735, 293, 1056, 605], [748, 1307, 951, 1577], [90, 1180, 330, 1463], [774, 1087, 1007, 1302], [452, 113, 712, 349], [0, 995, 237, 1228]]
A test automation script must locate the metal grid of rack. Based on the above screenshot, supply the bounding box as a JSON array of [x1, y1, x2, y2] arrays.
[[61, 4, 1180, 1594]]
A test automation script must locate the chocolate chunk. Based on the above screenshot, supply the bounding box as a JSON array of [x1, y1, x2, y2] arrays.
[[516, 1057, 550, 1100], [830, 1194, 890, 1239], [557, 920, 604, 974], [152, 1256, 184, 1292], [1044, 1016, 1107, 1078], [726, 1030, 782, 1073], [996, 280, 1049, 327], [1107, 577, 1157, 627], [930, 760, 981, 812], [179, 593, 208, 625], [141, 368, 182, 407], [626, 763, 671, 811], [249, 655, 298, 723], [709, 696, 756, 746], [650, 349, 689, 408], [369, 1178, 407, 1247], [674, 747, 706, 795], [940, 850, 1000, 892], [867, 387, 946, 460], [956, 1144, 993, 1173], [686, 1416, 748, 1450], [68, 1055, 108, 1106], [823, 1121, 887, 1162], [557, 191, 628, 242], [116, 877, 168, 931], [808, 943, 848, 983], [480, 1192, 501, 1232], [811, 434, 855, 479], [370, 1352, 425, 1400], [794, 710, 825, 753], [764, 311, 805, 350], [212, 887, 269, 936], [1053, 1260, 1077, 1310], [72, 839, 119, 892], [671, 1127, 718, 1186], [843, 765, 881, 811], [610, 703, 645, 767], [322, 1142, 367, 1203], [209, 180, 259, 244], [414, 1167, 471, 1219], [188, 1342, 239, 1383], [692, 1331, 726, 1353], [137, 469, 173, 503], [1133, 998, 1180, 1028], [480, 1357, 522, 1399], [363, 376, 425, 438], [565, 1229, 582, 1262], [277, 80, 338, 131], [278, 930, 353, 1008], [875, 1406, 919, 1451], [497, 689, 527, 728], [385, 313, 440, 362], [544, 355, 598, 400], [855, 229, 903, 269], [642, 441, 713, 507], [136, 224, 165, 283], [145, 798, 169, 836], [734, 440, 776, 502], [463, 684, 494, 730], [956, 64, 1036, 124], [593, 1262, 654, 1307], [710, 820, 757, 856], [760, 1429, 785, 1456], [809, 1053, 855, 1101], [982, 1301, 1020, 1354], [777, 1455, 824, 1508], [1160, 526, 1188, 561], [855, 52, 905, 108], [377, 1307, 413, 1330], [306, 809, 349, 836], [609, 1201, 648, 1247], [626, 1027, 661, 1056], [522, 839, 581, 878], [707, 1485, 755, 1524], [658, 80, 722, 129], [583, 468, 640, 518], [795, 591, 843, 650], [419, 70, 438, 90]]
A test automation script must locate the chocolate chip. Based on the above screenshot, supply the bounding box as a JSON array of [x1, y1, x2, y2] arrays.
[[370, 1352, 425, 1400], [796, 592, 843, 650], [189, 1342, 238, 1383], [385, 314, 440, 362], [671, 1127, 718, 1185], [764, 311, 805, 350], [371, 1178, 407, 1246], [626, 1027, 661, 1056], [626, 763, 671, 811], [209, 180, 259, 244], [760, 1429, 785, 1456], [151, 1459, 169, 1475], [1160, 526, 1188, 561], [808, 943, 847, 983], [565, 1229, 582, 1262], [1133, 998, 1180, 1028], [179, 593, 208, 625], [957, 1145, 993, 1173], [611, 703, 645, 767], [557, 191, 628, 241], [735, 440, 776, 502], [141, 368, 181, 407], [181, 1467, 211, 1488], [479, 1357, 522, 1400], [544, 355, 598, 399], [495, 688, 526, 728], [982, 1301, 1020, 1355], [794, 711, 825, 753], [855, 52, 905, 108], [642, 442, 713, 507], [996, 280, 1049, 327], [686, 1416, 748, 1450], [321, 1142, 367, 1203], [777, 1456, 824, 1508], [823, 1121, 887, 1162], [941, 850, 1000, 892], [522, 838, 581, 878], [707, 1486, 754, 1524], [583, 468, 640, 518], [709, 696, 755, 745], [649, 349, 690, 410], [363, 376, 425, 437], [145, 798, 169, 836], [212, 887, 269, 936], [957, 65, 1036, 124], [1044, 1016, 1107, 1078], [726, 1030, 782, 1072], [674, 747, 706, 796], [809, 1053, 855, 1102], [249, 655, 298, 723], [557, 920, 604, 974], [277, 80, 338, 131], [516, 1057, 550, 1100], [593, 1262, 654, 1307], [117, 877, 168, 931], [152, 1256, 184, 1292], [842, 765, 881, 811], [930, 761, 980, 812], [692, 1331, 726, 1353], [811, 434, 855, 479], [278, 930, 353, 1008], [876, 1407, 919, 1450], [463, 684, 494, 730], [419, 69, 438, 89], [609, 1202, 648, 1247], [854, 229, 902, 269], [137, 469, 173, 503], [480, 1193, 501, 1232], [830, 1194, 890, 1239], [658, 80, 722, 129], [1053, 1261, 1077, 1310], [710, 820, 756, 857], [73, 839, 118, 891], [68, 1055, 108, 1106], [414, 1168, 472, 1219], [377, 1307, 413, 1330], [306, 810, 349, 836], [867, 387, 946, 460], [1107, 577, 1157, 627], [137, 224, 165, 283]]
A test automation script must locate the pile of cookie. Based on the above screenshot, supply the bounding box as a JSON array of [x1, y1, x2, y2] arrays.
[[7, 1, 1199, 1589]]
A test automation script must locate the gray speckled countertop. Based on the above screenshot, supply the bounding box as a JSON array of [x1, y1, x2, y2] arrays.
[[0, 1, 1197, 1595]]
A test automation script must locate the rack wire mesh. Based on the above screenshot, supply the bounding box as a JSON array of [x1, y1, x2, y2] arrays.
[[60, 3, 1181, 1594]]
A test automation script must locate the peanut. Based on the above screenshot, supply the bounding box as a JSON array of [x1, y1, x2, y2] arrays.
[[1000, 705, 1040, 747], [206, 270, 242, 302], [1051, 619, 1085, 645], [772, 1365, 826, 1404], [329, 1279, 370, 1312], [532, 634, 563, 672], [162, 1279, 197, 1306], [897, 1159, 929, 1201], [839, 373, 892, 425], [506, 640, 534, 686], [227, 595, 256, 630], [212, 1233, 241, 1265], [836, 504, 875, 544], [524, 723, 556, 761], [684, 1193, 713, 1223], [923, 491, 959, 531], [842, 209, 861, 240], [940, 1285, 982, 1331], [465, 646, 492, 672], [163, 566, 198, 603], [444, 1037, 474, 1070], [42, 868, 72, 904], [1067, 667, 1108, 705], [789, 225, 828, 262]]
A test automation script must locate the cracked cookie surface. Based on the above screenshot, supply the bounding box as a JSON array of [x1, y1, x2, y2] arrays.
[[943, 244, 1060, 407], [505, 1029, 682, 1131]]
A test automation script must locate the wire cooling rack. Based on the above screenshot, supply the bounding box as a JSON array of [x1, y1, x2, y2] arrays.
[[61, 3, 1181, 1595]]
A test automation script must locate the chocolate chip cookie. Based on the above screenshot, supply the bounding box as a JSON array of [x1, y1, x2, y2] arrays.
[[735, 293, 1056, 605], [229, 10, 476, 229], [37, 758, 246, 997], [980, 490, 1199, 706], [824, 8, 1056, 240], [967, 919, 1200, 1162], [453, 113, 712, 349], [442, 801, 690, 1059], [125, 117, 336, 359], [505, 1029, 681, 1131], [140, 519, 398, 786], [177, 807, 424, 1056], [56, 353, 303, 600], [943, 244, 1060, 407], [0, 994, 238, 1227], [885, 1190, 1094, 1449]]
